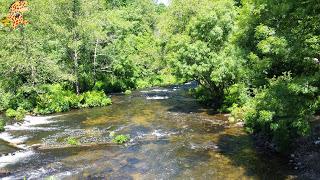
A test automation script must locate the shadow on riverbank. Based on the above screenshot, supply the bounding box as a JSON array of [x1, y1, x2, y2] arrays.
[[216, 133, 296, 179]]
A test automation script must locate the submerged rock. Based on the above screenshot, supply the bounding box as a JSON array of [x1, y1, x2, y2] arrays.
[[189, 142, 220, 151]]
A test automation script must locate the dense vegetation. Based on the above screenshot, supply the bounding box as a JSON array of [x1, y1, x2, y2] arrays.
[[0, 0, 319, 152], [0, 0, 174, 120], [159, 0, 319, 152]]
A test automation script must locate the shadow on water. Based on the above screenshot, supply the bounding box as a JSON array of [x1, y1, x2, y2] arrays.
[[216, 133, 296, 179]]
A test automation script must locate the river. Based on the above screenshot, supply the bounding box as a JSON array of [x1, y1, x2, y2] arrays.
[[0, 82, 295, 179]]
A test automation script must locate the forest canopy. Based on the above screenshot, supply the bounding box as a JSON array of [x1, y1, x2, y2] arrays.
[[0, 0, 319, 151]]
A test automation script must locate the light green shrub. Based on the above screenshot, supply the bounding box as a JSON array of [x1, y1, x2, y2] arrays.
[[66, 137, 80, 146], [5, 107, 26, 121], [0, 89, 12, 112], [35, 84, 82, 114], [124, 90, 132, 95], [112, 134, 130, 144], [83, 91, 112, 107]]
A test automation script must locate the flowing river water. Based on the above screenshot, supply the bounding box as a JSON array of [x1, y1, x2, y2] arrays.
[[0, 83, 295, 179]]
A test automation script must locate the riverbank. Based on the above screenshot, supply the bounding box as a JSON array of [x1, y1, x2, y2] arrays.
[[241, 115, 320, 180], [289, 116, 320, 179]]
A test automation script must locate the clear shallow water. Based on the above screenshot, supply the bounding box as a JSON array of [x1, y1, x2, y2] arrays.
[[0, 83, 295, 179]]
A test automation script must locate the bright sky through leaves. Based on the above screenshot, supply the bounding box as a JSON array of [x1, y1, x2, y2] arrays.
[[156, 0, 170, 5]]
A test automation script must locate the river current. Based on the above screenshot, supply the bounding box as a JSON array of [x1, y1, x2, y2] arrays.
[[0, 83, 294, 179]]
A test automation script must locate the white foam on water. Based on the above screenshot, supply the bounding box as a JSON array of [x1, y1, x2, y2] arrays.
[[1, 177, 12, 180], [5, 126, 59, 131], [151, 130, 165, 137], [0, 150, 35, 168], [26, 167, 53, 179], [146, 96, 169, 100], [0, 132, 28, 146], [151, 129, 176, 138], [0, 115, 59, 154], [24, 115, 56, 124], [190, 143, 198, 150], [1, 176, 16, 180], [4, 115, 59, 131], [141, 89, 172, 93], [150, 89, 170, 92], [53, 170, 74, 178]]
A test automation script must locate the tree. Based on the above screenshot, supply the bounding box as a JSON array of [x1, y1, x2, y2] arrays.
[[161, 0, 242, 107]]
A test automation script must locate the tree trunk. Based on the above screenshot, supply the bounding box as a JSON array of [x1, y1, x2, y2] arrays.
[[72, 0, 80, 95], [74, 49, 80, 95], [93, 39, 99, 83]]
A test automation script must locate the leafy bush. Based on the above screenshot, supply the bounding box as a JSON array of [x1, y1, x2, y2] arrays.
[[0, 119, 5, 132], [0, 88, 12, 112], [14, 86, 39, 112], [83, 91, 112, 107], [112, 134, 130, 144], [15, 107, 27, 121], [222, 83, 249, 112], [229, 104, 250, 123], [189, 86, 215, 106], [124, 90, 132, 95], [93, 81, 105, 91], [35, 86, 112, 114], [35, 84, 82, 114], [5, 108, 17, 118], [5, 107, 26, 121], [1, 84, 113, 117], [241, 73, 318, 152], [66, 137, 80, 146]]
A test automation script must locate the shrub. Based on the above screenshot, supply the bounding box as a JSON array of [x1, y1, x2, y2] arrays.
[[1, 84, 113, 118], [93, 81, 105, 91], [15, 86, 39, 112], [124, 90, 132, 95], [66, 137, 80, 146], [0, 119, 5, 132], [241, 73, 318, 152], [5, 108, 26, 121], [83, 91, 112, 107], [229, 104, 250, 123], [222, 83, 249, 112], [15, 107, 27, 121], [5, 108, 17, 118], [112, 134, 130, 144], [189, 86, 215, 106], [18, 100, 34, 112], [5, 107, 26, 121], [35, 84, 83, 114], [0, 88, 12, 112]]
